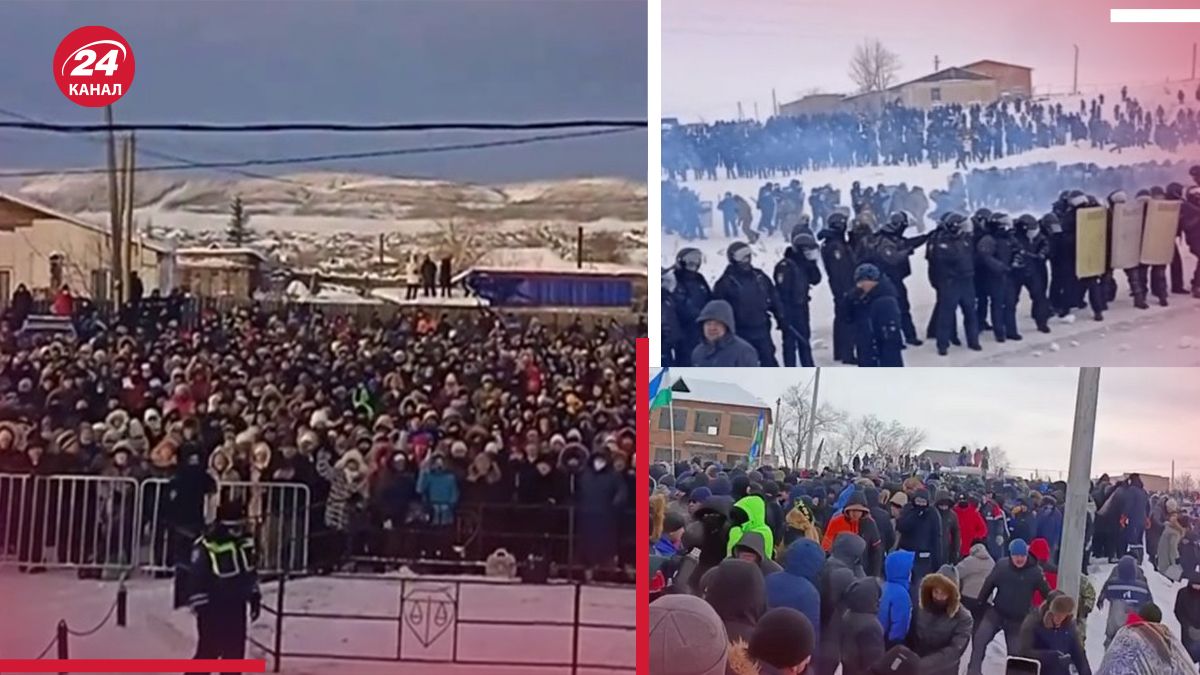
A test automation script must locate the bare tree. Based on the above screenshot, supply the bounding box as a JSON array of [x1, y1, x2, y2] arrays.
[[848, 39, 902, 94], [775, 381, 847, 469], [1177, 473, 1196, 494], [843, 414, 927, 464]]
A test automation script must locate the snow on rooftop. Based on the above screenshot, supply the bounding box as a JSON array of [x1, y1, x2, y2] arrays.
[[663, 373, 769, 411]]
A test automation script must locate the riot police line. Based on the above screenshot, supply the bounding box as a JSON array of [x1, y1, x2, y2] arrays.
[[0, 472, 310, 575], [662, 178, 1200, 367]]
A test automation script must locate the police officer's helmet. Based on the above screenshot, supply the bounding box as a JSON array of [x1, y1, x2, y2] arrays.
[[1014, 214, 1039, 231], [1108, 190, 1129, 206], [826, 212, 849, 231], [791, 229, 818, 251], [971, 208, 992, 225], [884, 211, 910, 233], [940, 212, 968, 231], [988, 213, 1013, 231], [1167, 182, 1185, 200], [727, 241, 753, 266], [676, 248, 704, 272]]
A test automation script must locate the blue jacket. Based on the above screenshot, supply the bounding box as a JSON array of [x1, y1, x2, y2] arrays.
[[1035, 505, 1064, 553], [652, 536, 679, 558], [832, 482, 857, 516], [879, 550, 915, 643], [765, 539, 825, 645], [417, 465, 459, 526]]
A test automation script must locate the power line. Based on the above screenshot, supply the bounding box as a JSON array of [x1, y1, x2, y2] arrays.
[[0, 127, 641, 179], [0, 119, 646, 134]]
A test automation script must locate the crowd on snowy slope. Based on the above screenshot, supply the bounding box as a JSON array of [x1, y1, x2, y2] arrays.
[[0, 298, 635, 578], [663, 88, 1200, 182], [662, 166, 1200, 368], [648, 456, 1200, 675]]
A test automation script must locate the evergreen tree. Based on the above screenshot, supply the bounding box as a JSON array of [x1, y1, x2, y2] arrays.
[[227, 196, 252, 245]]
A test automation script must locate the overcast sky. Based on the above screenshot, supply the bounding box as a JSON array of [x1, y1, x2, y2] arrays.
[[658, 368, 1200, 479], [664, 0, 1200, 120], [0, 0, 646, 183]]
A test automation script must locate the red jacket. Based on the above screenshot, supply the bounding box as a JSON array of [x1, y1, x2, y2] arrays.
[[1029, 537, 1057, 606], [953, 503, 988, 558]]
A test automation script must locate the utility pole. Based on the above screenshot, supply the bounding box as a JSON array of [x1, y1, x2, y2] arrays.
[[772, 397, 783, 468], [105, 105, 122, 304], [737, 101, 744, 120], [1057, 367, 1101, 601], [1172, 460, 1176, 492], [804, 368, 821, 469], [753, 101, 759, 120], [1072, 44, 1080, 95], [124, 132, 136, 289], [576, 226, 584, 269], [934, 54, 940, 71], [772, 88, 778, 116], [378, 233, 385, 266]]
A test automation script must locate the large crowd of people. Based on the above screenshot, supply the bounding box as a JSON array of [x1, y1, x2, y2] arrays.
[[662, 165, 1200, 367], [662, 88, 1200, 181], [0, 290, 636, 581], [648, 453, 1200, 675]]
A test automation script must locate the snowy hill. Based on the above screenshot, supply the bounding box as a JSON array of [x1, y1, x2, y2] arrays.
[[12, 172, 647, 232]]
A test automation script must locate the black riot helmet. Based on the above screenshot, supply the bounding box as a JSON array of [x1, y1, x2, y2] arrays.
[[727, 241, 753, 268], [675, 248, 704, 272], [884, 211, 911, 234], [825, 212, 849, 234], [988, 212, 1013, 232], [941, 212, 968, 234]]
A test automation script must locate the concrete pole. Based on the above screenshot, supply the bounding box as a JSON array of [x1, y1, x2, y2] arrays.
[[105, 105, 122, 304], [737, 101, 744, 120], [804, 368, 821, 469], [1057, 367, 1101, 602], [1072, 45, 1080, 96]]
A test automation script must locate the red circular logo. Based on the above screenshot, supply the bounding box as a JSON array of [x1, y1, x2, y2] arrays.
[[53, 26, 135, 107]]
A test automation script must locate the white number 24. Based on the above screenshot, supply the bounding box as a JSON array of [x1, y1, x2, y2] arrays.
[[70, 49, 119, 77]]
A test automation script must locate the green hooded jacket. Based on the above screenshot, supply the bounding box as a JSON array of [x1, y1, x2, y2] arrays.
[[727, 495, 775, 559]]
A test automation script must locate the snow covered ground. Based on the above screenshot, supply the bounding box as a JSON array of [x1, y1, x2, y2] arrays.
[[0, 571, 633, 675], [664, 142, 1200, 366]]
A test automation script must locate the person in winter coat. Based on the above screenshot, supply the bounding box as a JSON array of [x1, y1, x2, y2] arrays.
[[648, 594, 729, 675], [702, 558, 767, 645], [1157, 506, 1185, 578], [817, 533, 868, 672], [690, 300, 761, 368], [864, 486, 896, 553], [783, 501, 821, 547], [821, 212, 859, 364], [728, 495, 776, 559], [1175, 572, 1200, 663], [420, 255, 437, 297], [821, 491, 872, 552], [896, 488, 943, 597], [765, 538, 825, 646], [1123, 474, 1151, 562], [1010, 498, 1037, 544], [981, 494, 1010, 561], [909, 569, 974, 675], [953, 495, 987, 560], [955, 542, 996, 629], [672, 247, 714, 364], [1180, 519, 1200, 581], [1017, 592, 1091, 675], [879, 550, 914, 648], [1029, 538, 1058, 606], [1099, 554, 1154, 646], [576, 452, 628, 577], [1098, 608, 1196, 675], [845, 264, 905, 367], [687, 496, 732, 589], [934, 491, 961, 565], [712, 242, 783, 367], [965, 538, 1052, 675], [726, 607, 816, 675], [734, 530, 784, 577], [1035, 495, 1065, 563], [837, 578, 886, 675], [774, 231, 824, 367]]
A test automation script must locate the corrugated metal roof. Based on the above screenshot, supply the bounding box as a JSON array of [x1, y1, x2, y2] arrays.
[[656, 372, 768, 410], [0, 191, 172, 254], [962, 59, 1033, 72]]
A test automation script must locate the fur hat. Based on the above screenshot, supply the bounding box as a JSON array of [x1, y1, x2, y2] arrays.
[[335, 449, 366, 472], [484, 548, 518, 579], [919, 572, 961, 615]]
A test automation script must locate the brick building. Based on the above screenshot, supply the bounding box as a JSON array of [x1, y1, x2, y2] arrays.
[[649, 375, 772, 467]]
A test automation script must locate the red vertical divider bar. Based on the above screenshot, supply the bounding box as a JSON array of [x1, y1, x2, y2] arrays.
[[635, 338, 649, 674]]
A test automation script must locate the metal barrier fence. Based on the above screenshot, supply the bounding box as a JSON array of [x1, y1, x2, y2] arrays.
[[248, 574, 635, 674], [0, 474, 140, 572], [138, 478, 311, 575], [0, 473, 309, 575]]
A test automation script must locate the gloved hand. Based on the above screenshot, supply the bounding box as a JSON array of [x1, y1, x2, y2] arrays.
[[250, 595, 261, 622]]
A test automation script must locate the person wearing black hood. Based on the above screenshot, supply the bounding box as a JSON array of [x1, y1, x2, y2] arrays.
[[820, 212, 859, 364], [845, 264, 904, 367], [733, 530, 784, 577], [576, 450, 628, 582], [1175, 571, 1200, 663], [1010, 498, 1037, 544], [1121, 473, 1151, 563], [976, 212, 1022, 342], [929, 212, 982, 356], [671, 248, 713, 365], [702, 557, 767, 645], [896, 488, 943, 597], [713, 242, 783, 367], [816, 533, 868, 675], [934, 491, 962, 566], [774, 229, 823, 367], [168, 451, 217, 599], [836, 577, 886, 675], [687, 496, 733, 589], [864, 485, 896, 554], [761, 481, 786, 547]]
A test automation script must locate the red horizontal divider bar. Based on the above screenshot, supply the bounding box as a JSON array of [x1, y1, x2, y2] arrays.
[[0, 660, 266, 673]]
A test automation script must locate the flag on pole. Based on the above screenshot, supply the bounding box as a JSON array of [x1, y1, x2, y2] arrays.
[[649, 368, 672, 410], [747, 411, 765, 463]]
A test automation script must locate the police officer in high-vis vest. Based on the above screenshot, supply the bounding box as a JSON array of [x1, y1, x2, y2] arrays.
[[185, 499, 261, 675]]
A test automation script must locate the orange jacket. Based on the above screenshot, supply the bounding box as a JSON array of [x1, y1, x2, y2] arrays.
[[821, 513, 861, 552]]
